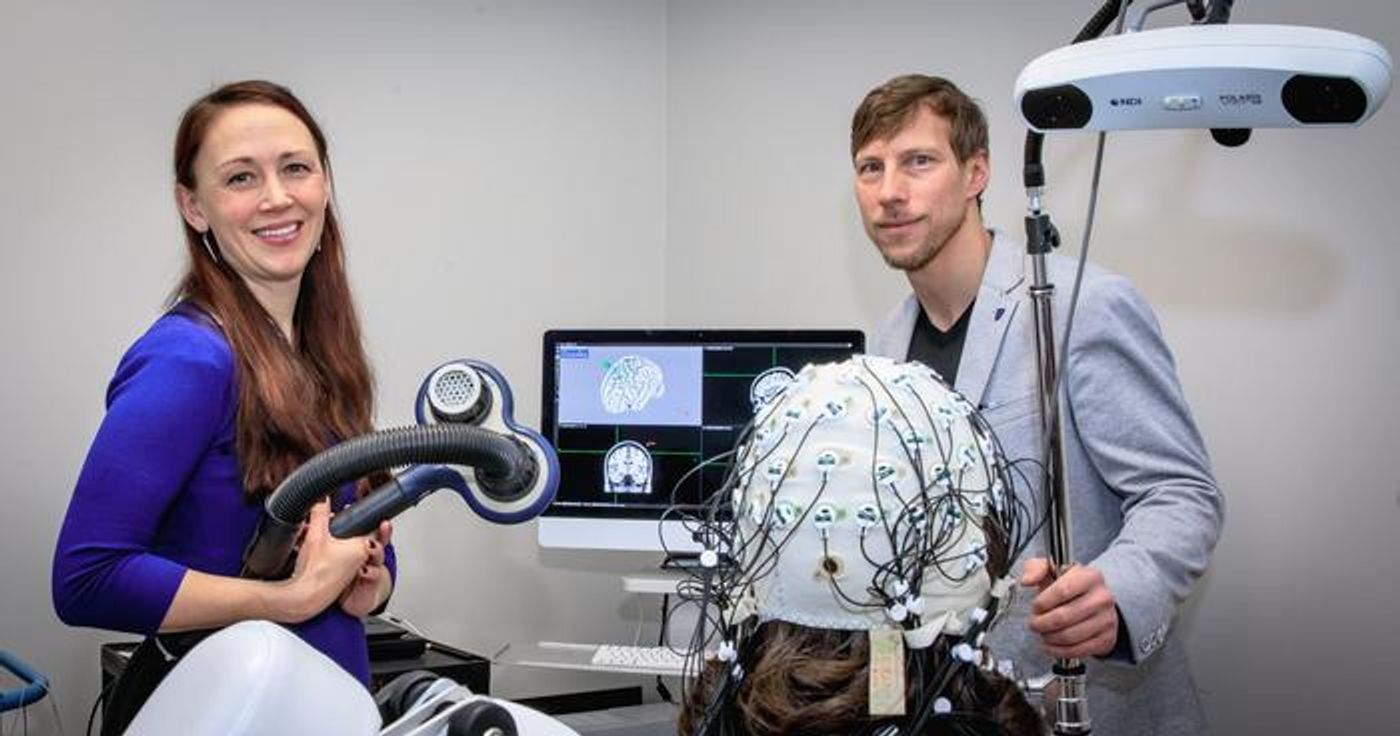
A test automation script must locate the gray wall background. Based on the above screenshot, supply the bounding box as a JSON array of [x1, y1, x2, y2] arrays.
[[2, 1, 1395, 733]]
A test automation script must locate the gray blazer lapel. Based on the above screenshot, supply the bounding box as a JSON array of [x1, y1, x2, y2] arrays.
[[954, 231, 1026, 408], [871, 294, 920, 360]]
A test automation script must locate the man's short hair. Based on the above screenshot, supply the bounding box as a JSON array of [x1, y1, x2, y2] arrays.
[[850, 74, 989, 163]]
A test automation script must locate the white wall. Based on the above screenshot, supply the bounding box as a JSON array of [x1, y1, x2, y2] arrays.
[[2, 1, 1397, 733]]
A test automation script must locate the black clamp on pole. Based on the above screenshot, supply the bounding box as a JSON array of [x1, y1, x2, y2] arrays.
[[1025, 211, 1061, 256]]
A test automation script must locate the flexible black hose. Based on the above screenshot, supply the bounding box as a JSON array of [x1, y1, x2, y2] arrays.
[[1024, 0, 1125, 188], [243, 424, 532, 579], [266, 424, 521, 522]]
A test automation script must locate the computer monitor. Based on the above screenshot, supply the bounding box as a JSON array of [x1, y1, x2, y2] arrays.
[[538, 329, 865, 555]]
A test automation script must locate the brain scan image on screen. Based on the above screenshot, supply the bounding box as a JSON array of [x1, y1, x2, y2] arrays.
[[600, 355, 666, 414], [604, 440, 653, 495], [557, 346, 702, 427], [749, 366, 796, 410]]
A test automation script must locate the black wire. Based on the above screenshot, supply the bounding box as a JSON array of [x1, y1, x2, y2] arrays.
[[1051, 131, 1108, 432], [859, 364, 921, 583], [673, 415, 835, 709], [85, 678, 113, 736], [820, 536, 885, 610]]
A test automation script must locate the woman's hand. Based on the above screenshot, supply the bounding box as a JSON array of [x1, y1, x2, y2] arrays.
[[281, 499, 371, 623], [337, 520, 393, 618]]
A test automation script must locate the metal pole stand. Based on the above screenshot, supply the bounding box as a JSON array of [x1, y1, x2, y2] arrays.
[[1025, 189, 1091, 735]]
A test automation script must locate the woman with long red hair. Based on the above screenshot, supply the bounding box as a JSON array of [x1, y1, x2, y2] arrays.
[[52, 80, 392, 734]]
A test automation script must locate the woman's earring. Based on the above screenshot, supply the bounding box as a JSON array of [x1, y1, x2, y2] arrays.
[[201, 231, 220, 263]]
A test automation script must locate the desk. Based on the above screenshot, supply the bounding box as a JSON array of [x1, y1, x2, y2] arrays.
[[99, 617, 490, 698], [507, 571, 692, 676]]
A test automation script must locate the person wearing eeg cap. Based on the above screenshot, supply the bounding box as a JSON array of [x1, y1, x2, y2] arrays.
[[677, 356, 1044, 736]]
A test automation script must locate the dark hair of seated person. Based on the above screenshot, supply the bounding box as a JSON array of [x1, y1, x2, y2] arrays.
[[678, 619, 1046, 736]]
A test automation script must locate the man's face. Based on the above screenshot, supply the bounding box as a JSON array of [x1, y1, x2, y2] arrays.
[[853, 106, 987, 272]]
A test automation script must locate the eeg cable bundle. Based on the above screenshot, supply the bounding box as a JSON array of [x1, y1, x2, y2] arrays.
[[663, 356, 1040, 735]]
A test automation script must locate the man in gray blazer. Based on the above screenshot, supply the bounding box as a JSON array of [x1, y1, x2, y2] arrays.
[[857, 74, 1224, 734]]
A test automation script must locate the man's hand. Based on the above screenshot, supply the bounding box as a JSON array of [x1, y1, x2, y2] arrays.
[[1020, 558, 1119, 659]]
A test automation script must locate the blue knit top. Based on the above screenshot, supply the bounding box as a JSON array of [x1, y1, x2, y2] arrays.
[[52, 309, 395, 685]]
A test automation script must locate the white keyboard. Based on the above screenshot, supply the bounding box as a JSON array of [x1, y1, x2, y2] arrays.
[[589, 645, 692, 675]]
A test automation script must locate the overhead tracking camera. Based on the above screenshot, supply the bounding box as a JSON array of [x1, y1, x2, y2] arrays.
[[1016, 24, 1392, 132]]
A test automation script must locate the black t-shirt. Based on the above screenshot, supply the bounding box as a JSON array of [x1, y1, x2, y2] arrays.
[[905, 299, 975, 387]]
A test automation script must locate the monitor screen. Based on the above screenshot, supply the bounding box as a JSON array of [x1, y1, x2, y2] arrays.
[[538, 329, 864, 552]]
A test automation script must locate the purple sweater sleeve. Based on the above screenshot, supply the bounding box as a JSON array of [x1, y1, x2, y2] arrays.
[[52, 317, 237, 634]]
